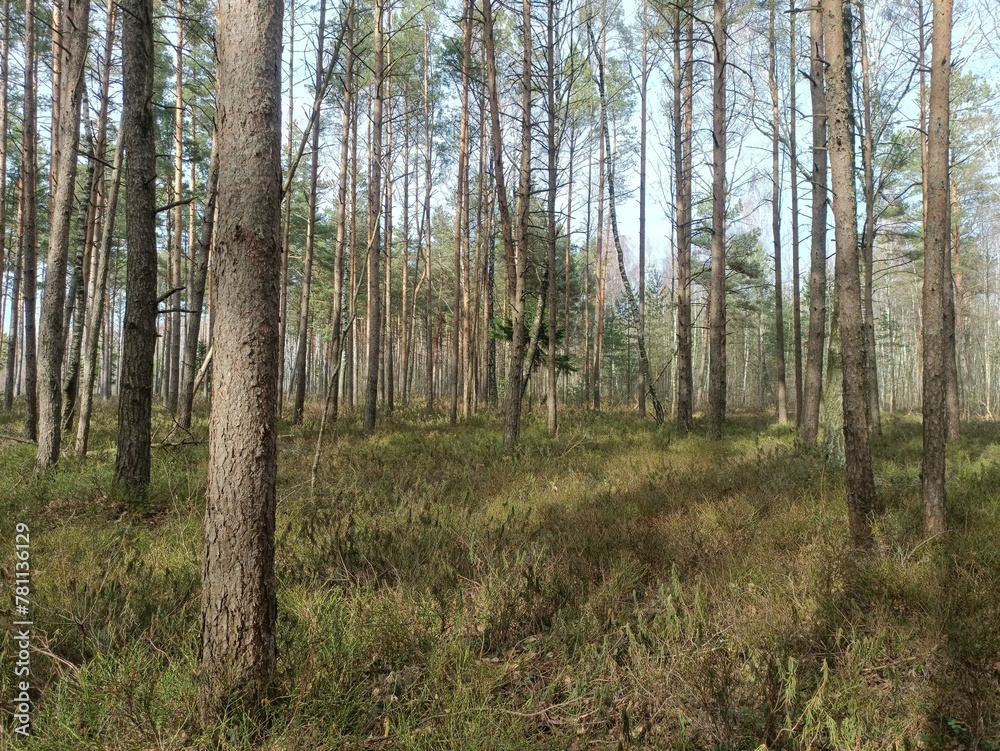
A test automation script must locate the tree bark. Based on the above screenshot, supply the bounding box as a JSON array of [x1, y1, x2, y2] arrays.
[[546, 0, 559, 434], [0, 0, 8, 370], [800, 0, 827, 447], [76, 134, 123, 456], [20, 0, 38, 439], [177, 136, 219, 430], [858, 2, 881, 436], [292, 0, 326, 424], [166, 8, 184, 413], [675, 0, 694, 432], [364, 0, 385, 433], [451, 0, 473, 425], [198, 0, 282, 719], [769, 0, 788, 425], [789, 0, 803, 425], [482, 0, 524, 446], [277, 0, 295, 415], [114, 0, 158, 498], [707, 0, 727, 440], [637, 0, 648, 419], [36, 0, 91, 468], [329, 1, 354, 421], [921, 0, 952, 536], [822, 0, 877, 545]]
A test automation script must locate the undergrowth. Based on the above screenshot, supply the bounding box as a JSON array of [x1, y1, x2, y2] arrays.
[[1, 402, 998, 749]]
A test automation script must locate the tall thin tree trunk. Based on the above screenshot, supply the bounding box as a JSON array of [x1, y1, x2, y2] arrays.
[[921, 0, 952, 536], [364, 0, 385, 433], [589, 19, 663, 424], [20, 0, 38, 439], [166, 8, 184, 413], [707, 0, 727, 440], [60, 129, 96, 432], [384, 21, 395, 415], [36, 0, 91, 467], [546, 0, 559, 434], [277, 0, 295, 414], [501, 0, 533, 449], [789, 0, 803, 425], [293, 0, 326, 424], [421, 22, 434, 410], [637, 0, 648, 418], [675, 0, 694, 432], [451, 0, 473, 425], [4, 175, 22, 411], [823, 0, 877, 544], [800, 0, 828, 447], [329, 1, 354, 421], [770, 0, 788, 425], [198, 0, 282, 717], [177, 136, 219, 430], [0, 0, 8, 367], [115, 0, 158, 497], [76, 134, 123, 456], [858, 2, 881, 436], [482, 0, 522, 445]]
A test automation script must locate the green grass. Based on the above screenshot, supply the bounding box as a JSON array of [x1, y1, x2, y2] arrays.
[[1, 401, 999, 749]]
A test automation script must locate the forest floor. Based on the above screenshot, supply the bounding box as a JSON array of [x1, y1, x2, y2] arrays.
[[1, 403, 999, 750]]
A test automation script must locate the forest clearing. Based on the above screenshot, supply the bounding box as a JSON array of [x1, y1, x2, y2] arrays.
[[2, 404, 999, 748]]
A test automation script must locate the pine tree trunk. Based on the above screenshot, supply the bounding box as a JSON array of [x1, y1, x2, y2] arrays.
[[4, 180, 22, 411], [0, 0, 8, 371], [364, 0, 385, 433], [277, 0, 295, 415], [198, 0, 282, 719], [637, 0, 648, 419], [167, 10, 184, 413], [293, 0, 326, 424], [501, 0, 532, 450], [546, 0, 559, 434], [921, 0, 952, 536], [675, 1, 694, 432], [114, 0, 158, 498], [800, 1, 828, 447], [76, 134, 123, 456], [177, 137, 219, 430], [858, 3, 881, 436], [822, 0, 877, 544], [451, 0, 473, 425], [329, 1, 354, 421], [60, 133, 95, 432], [707, 0, 727, 440], [789, 0, 803, 425], [769, 0, 788, 425], [36, 0, 91, 468], [20, 0, 38, 439]]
